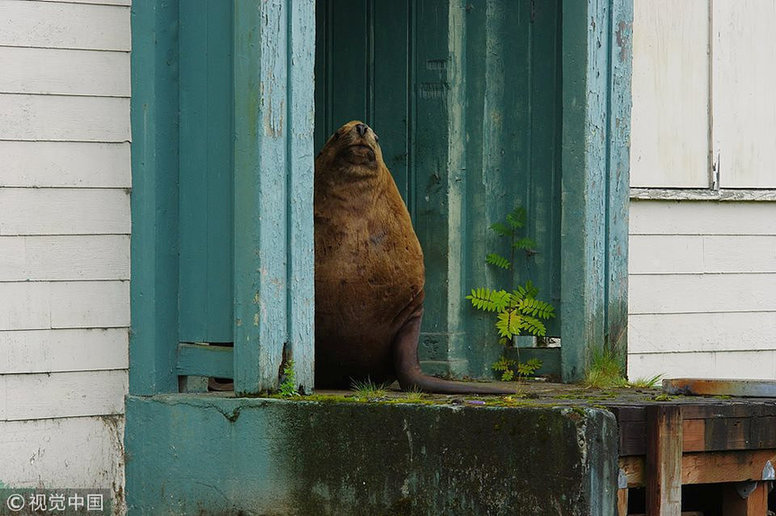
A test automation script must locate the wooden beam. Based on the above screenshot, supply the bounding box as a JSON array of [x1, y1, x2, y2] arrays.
[[620, 449, 776, 487], [646, 405, 682, 515]]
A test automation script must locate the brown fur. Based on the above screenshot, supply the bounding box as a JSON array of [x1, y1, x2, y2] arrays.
[[314, 121, 512, 394]]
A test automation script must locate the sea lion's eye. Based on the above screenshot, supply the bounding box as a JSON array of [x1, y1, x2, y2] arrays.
[[374, 134, 379, 143], [332, 131, 340, 141]]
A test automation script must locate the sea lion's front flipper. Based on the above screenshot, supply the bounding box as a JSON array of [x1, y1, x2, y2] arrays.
[[392, 305, 516, 395]]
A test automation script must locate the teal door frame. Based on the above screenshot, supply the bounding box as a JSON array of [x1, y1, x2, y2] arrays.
[[130, 0, 315, 396], [129, 0, 631, 396]]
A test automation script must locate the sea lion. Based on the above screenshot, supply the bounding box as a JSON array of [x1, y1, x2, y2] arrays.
[[314, 120, 513, 394]]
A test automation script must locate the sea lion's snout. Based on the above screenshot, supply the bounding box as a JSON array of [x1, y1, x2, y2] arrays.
[[355, 123, 368, 137]]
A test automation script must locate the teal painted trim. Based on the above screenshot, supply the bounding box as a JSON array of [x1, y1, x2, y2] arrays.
[[177, 344, 234, 379], [286, 0, 316, 393], [560, 0, 610, 382], [560, 0, 631, 382], [129, 0, 181, 395], [233, 0, 315, 394], [606, 0, 633, 373]]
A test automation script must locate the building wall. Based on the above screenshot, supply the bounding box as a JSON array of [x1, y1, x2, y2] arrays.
[[0, 0, 130, 507], [627, 0, 776, 380], [628, 200, 776, 379]]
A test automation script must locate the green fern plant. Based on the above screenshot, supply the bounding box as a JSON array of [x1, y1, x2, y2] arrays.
[[279, 360, 300, 397], [466, 205, 556, 381]]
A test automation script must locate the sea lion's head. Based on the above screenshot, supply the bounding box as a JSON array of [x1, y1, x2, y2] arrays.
[[316, 121, 384, 178]]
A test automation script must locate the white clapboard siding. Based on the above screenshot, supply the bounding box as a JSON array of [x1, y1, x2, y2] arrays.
[[0, 329, 128, 374], [629, 351, 776, 381], [629, 312, 776, 354], [629, 200, 776, 380], [0, 94, 130, 142], [0, 281, 130, 331], [0, 370, 127, 421], [713, 0, 776, 189], [0, 417, 124, 491], [36, 0, 130, 6], [630, 0, 710, 188], [0, 1, 130, 51], [630, 235, 776, 274], [0, 189, 130, 236], [0, 235, 130, 281], [0, 141, 130, 188], [630, 200, 776, 235], [0, 47, 130, 97], [630, 273, 776, 315]]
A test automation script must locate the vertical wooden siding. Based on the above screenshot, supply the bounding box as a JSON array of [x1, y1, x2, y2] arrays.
[[0, 0, 130, 504], [315, 0, 566, 378]]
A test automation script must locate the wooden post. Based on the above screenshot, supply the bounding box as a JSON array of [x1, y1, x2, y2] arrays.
[[560, 0, 632, 382], [722, 482, 769, 516], [233, 0, 315, 395], [646, 405, 683, 515]]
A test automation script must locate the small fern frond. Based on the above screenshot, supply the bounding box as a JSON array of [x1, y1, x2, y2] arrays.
[[496, 310, 524, 339], [513, 237, 537, 250], [520, 315, 547, 337], [518, 298, 556, 320], [517, 358, 542, 376], [466, 288, 510, 312], [513, 280, 539, 299], [486, 253, 511, 270], [506, 206, 526, 229], [489, 222, 513, 237]]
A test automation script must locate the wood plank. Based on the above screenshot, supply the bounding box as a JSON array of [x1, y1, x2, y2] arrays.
[[606, 0, 633, 376], [0, 370, 127, 420], [0, 94, 130, 142], [630, 235, 776, 275], [0, 281, 129, 331], [0, 189, 130, 236], [0, 328, 128, 374], [128, 0, 180, 395], [646, 404, 682, 515], [629, 273, 776, 314], [0, 416, 124, 492], [177, 343, 233, 379], [629, 312, 776, 354], [628, 351, 776, 381], [0, 47, 129, 97], [630, 0, 710, 188], [0, 0, 130, 51], [713, 0, 776, 189], [722, 481, 769, 516], [666, 379, 776, 398], [620, 449, 776, 487], [0, 141, 131, 188], [0, 235, 129, 281], [630, 200, 776, 236], [178, 0, 234, 344]]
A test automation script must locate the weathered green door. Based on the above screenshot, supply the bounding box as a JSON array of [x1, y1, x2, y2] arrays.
[[315, 0, 564, 378]]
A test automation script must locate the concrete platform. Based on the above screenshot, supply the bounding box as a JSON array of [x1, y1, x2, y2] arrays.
[[125, 392, 619, 515]]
